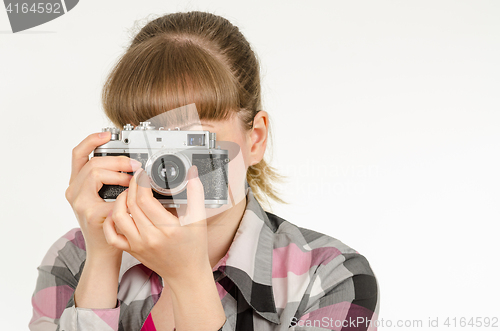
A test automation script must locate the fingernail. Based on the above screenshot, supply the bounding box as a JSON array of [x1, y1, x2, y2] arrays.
[[137, 169, 151, 187], [130, 159, 142, 169], [99, 131, 110, 139], [188, 165, 198, 180], [135, 168, 145, 181]]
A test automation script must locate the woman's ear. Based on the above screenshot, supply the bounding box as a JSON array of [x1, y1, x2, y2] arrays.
[[248, 111, 269, 166]]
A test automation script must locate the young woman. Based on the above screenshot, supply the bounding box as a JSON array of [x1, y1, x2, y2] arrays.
[[29, 11, 378, 331]]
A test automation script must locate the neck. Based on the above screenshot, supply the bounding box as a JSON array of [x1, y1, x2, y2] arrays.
[[206, 191, 248, 269]]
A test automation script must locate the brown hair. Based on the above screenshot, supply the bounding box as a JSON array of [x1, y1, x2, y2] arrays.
[[101, 11, 286, 210]]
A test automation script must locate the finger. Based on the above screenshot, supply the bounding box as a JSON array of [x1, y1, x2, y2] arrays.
[[133, 168, 179, 228], [86, 155, 143, 174], [182, 165, 207, 227], [103, 210, 131, 251], [70, 132, 111, 185], [112, 189, 142, 243], [72, 169, 134, 198], [68, 156, 142, 202], [125, 168, 160, 233]]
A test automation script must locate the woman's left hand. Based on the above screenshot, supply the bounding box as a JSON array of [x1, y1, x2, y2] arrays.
[[102, 166, 210, 284]]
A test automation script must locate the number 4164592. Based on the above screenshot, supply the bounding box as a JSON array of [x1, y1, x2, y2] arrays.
[[444, 317, 499, 328], [5, 2, 62, 14]]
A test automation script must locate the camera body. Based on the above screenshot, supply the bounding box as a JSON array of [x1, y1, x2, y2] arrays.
[[93, 122, 230, 208]]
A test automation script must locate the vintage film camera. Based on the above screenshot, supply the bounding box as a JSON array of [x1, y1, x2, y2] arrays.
[[93, 121, 230, 208]]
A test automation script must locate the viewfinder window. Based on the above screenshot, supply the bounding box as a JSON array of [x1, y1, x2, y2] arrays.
[[187, 134, 205, 146]]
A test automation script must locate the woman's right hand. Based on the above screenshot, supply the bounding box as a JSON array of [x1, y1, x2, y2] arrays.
[[65, 131, 143, 259]]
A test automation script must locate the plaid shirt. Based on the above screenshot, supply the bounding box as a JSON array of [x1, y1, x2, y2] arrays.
[[29, 184, 379, 331]]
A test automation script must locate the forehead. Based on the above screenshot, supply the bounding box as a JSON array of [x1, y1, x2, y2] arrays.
[[197, 115, 245, 140]]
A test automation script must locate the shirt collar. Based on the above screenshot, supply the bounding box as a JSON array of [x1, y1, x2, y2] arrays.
[[118, 182, 279, 324], [213, 183, 280, 324]]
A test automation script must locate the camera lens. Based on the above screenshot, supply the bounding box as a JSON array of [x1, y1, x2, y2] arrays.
[[151, 154, 186, 190], [159, 161, 179, 182]]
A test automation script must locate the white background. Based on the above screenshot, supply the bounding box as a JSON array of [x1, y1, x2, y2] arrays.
[[1, 0, 499, 329]]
